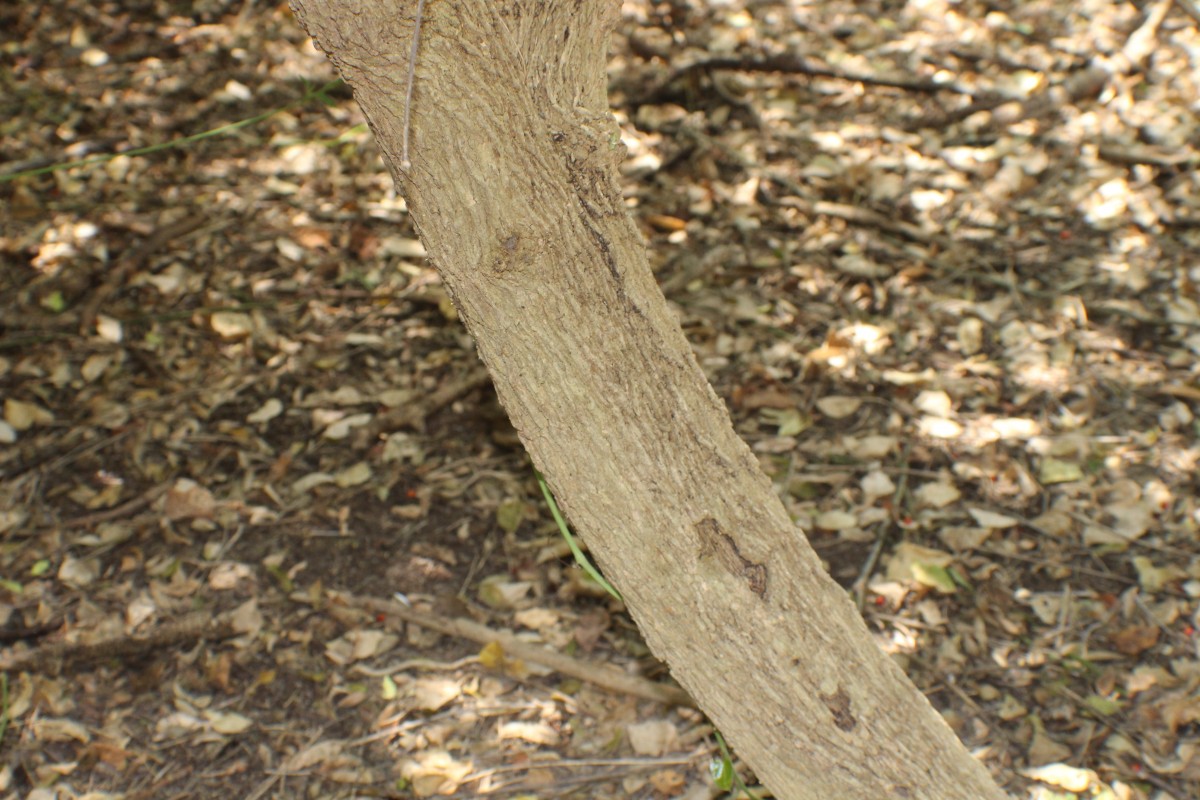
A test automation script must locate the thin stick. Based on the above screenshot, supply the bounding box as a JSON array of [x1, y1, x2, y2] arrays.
[[401, 0, 427, 170], [354, 594, 696, 707]]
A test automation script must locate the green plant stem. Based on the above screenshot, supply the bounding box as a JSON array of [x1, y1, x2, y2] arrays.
[[0, 79, 344, 184], [0, 673, 9, 744], [715, 730, 762, 800], [534, 469, 622, 601]]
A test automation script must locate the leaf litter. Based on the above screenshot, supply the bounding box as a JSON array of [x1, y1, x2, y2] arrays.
[[2, 0, 1200, 798]]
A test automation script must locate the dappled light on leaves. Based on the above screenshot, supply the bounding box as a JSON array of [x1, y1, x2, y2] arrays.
[[2, 0, 1200, 797]]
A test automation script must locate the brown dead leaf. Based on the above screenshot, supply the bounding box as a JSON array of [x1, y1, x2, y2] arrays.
[[645, 213, 687, 232], [573, 608, 611, 652], [87, 739, 133, 771], [293, 226, 333, 249], [164, 478, 216, 521], [1110, 625, 1160, 656], [739, 387, 799, 411], [648, 769, 687, 795]]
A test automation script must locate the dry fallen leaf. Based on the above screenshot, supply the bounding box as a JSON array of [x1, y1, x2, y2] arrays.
[[210, 311, 254, 340], [648, 768, 687, 796], [968, 508, 1020, 529], [814, 509, 857, 531], [411, 677, 461, 712], [816, 395, 863, 418], [206, 710, 253, 735], [164, 478, 216, 521], [4, 397, 54, 430], [497, 720, 559, 746], [246, 398, 283, 424], [1110, 625, 1160, 656], [400, 750, 473, 798], [914, 481, 961, 509], [1019, 763, 1099, 792], [626, 719, 679, 756]]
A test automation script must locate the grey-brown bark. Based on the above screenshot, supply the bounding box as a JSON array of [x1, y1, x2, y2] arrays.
[[287, 1, 1009, 797]]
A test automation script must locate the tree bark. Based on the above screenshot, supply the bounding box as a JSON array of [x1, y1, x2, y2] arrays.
[[287, 2, 1009, 797]]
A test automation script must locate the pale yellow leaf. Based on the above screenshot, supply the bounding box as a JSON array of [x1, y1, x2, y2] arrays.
[[323, 413, 372, 440], [229, 599, 264, 636], [914, 390, 953, 418], [939, 526, 991, 551], [1029, 510, 1074, 537], [914, 481, 960, 509], [513, 608, 560, 631], [816, 395, 863, 418], [207, 710, 253, 735], [210, 311, 254, 340], [860, 470, 895, 501], [57, 556, 100, 587], [957, 317, 983, 355], [1039, 458, 1083, 484], [1020, 763, 1097, 792], [246, 398, 283, 424], [411, 677, 460, 712], [626, 719, 679, 756], [991, 417, 1040, 439], [292, 472, 333, 494], [478, 575, 533, 610], [845, 435, 897, 459], [498, 720, 559, 746], [814, 510, 856, 531], [81, 353, 112, 382], [96, 314, 123, 343], [917, 416, 963, 439], [968, 508, 1019, 529], [335, 461, 373, 487], [4, 398, 54, 431]]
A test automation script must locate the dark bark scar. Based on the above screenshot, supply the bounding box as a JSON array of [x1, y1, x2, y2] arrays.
[[694, 517, 768, 598], [819, 685, 857, 732]]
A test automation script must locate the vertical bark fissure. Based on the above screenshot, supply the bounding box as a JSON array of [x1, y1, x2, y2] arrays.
[[289, 2, 1010, 798]]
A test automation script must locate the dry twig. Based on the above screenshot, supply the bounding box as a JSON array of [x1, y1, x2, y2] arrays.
[[0, 609, 240, 675], [349, 593, 695, 708]]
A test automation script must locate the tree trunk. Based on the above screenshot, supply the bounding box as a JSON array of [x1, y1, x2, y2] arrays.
[[287, 2, 1008, 797]]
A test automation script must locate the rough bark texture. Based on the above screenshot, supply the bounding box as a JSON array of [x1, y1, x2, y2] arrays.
[[287, 2, 1009, 797]]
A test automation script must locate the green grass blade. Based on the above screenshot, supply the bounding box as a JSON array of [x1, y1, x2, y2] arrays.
[[534, 469, 621, 601]]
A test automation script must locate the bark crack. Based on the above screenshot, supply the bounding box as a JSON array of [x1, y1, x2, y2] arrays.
[[695, 516, 768, 598], [819, 685, 858, 732]]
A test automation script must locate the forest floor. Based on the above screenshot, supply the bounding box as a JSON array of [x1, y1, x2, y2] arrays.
[[3, 1, 1200, 798]]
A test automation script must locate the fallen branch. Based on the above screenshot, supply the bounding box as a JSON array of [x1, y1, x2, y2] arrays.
[[355, 365, 492, 444], [906, 65, 1108, 132], [636, 52, 972, 106], [0, 609, 239, 675], [677, 124, 943, 246], [62, 482, 171, 529], [347, 592, 695, 708]]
